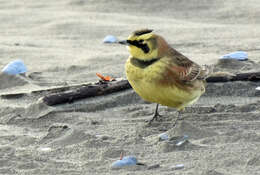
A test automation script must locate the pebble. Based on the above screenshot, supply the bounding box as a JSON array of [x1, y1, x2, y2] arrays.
[[220, 51, 248, 61], [111, 156, 137, 169], [170, 164, 184, 170], [37, 147, 52, 152], [176, 135, 189, 146], [2, 59, 27, 75], [103, 35, 118, 43], [159, 132, 169, 141]]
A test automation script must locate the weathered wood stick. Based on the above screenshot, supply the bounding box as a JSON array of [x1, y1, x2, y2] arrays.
[[206, 71, 260, 82], [1, 71, 260, 105], [41, 71, 260, 106], [0, 83, 92, 99], [231, 72, 260, 81], [41, 80, 131, 106]]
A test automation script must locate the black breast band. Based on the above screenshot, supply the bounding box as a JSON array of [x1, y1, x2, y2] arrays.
[[130, 57, 160, 69]]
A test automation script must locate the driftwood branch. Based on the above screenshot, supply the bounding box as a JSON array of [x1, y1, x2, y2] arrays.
[[41, 71, 260, 106], [1, 71, 260, 106], [0, 83, 93, 99], [42, 80, 131, 106], [206, 72, 260, 82]]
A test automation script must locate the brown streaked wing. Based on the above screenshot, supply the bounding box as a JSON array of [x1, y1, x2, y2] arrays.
[[166, 47, 203, 82]]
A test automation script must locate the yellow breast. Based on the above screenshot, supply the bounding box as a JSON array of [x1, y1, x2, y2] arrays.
[[125, 57, 204, 110]]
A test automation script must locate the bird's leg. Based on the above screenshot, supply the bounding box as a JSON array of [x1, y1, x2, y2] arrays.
[[148, 104, 163, 124], [172, 110, 181, 127]]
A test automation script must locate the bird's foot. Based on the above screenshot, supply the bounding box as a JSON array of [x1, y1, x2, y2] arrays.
[[147, 112, 163, 125]]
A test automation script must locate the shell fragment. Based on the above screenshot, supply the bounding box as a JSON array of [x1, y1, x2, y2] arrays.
[[103, 35, 118, 43], [220, 51, 248, 61], [2, 59, 27, 75], [111, 156, 137, 169]]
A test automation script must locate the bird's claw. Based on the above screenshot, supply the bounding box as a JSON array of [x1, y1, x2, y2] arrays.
[[147, 113, 163, 125]]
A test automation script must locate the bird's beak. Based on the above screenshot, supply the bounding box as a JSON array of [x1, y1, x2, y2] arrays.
[[118, 40, 129, 45]]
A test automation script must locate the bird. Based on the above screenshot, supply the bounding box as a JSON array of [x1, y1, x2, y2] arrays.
[[118, 29, 212, 125]]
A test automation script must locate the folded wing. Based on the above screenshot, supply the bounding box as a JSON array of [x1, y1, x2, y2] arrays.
[[167, 47, 212, 82]]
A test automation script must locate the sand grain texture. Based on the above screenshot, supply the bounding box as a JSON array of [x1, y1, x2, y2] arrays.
[[1, 0, 260, 174]]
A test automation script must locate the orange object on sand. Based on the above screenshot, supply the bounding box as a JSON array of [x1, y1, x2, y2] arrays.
[[96, 73, 115, 81]]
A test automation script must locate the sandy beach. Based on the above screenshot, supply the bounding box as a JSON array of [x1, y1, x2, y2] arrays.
[[1, 0, 260, 174]]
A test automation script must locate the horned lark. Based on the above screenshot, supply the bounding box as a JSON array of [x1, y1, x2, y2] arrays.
[[119, 29, 211, 124]]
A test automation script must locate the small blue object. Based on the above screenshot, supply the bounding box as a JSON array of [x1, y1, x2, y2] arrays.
[[111, 156, 137, 169], [176, 135, 189, 146], [103, 35, 118, 43], [2, 59, 27, 75], [220, 51, 248, 61], [159, 132, 169, 141]]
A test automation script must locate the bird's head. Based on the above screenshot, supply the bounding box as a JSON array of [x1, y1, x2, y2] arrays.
[[119, 29, 168, 61]]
